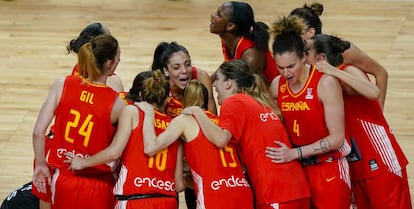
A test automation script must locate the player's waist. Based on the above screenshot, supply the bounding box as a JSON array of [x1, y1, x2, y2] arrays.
[[300, 151, 341, 166], [115, 193, 176, 201]]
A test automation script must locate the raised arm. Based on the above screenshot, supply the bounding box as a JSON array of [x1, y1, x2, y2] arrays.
[[343, 43, 388, 109], [67, 105, 137, 170], [137, 102, 184, 156], [182, 106, 232, 148], [316, 61, 380, 100]]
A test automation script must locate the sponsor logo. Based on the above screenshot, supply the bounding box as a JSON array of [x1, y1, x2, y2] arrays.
[[259, 111, 280, 122], [210, 175, 250, 191], [271, 203, 279, 209], [57, 148, 89, 159], [134, 177, 175, 192], [326, 176, 336, 182], [369, 160, 379, 171]]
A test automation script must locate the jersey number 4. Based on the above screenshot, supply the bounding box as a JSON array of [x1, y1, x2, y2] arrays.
[[293, 120, 300, 137]]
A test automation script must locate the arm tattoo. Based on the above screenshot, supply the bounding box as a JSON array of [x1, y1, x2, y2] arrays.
[[313, 139, 330, 153]]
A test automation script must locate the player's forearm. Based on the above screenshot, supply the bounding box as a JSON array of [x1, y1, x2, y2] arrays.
[[191, 107, 229, 147], [33, 135, 46, 165], [142, 110, 159, 156], [375, 69, 388, 110]]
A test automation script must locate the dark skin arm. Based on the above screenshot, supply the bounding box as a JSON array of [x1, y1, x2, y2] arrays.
[[240, 48, 266, 75], [342, 43, 388, 110]]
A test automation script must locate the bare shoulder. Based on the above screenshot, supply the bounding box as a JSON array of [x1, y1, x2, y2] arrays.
[[269, 75, 281, 98], [195, 67, 210, 78], [107, 74, 124, 92], [175, 114, 196, 125], [122, 104, 138, 114], [318, 74, 342, 100]]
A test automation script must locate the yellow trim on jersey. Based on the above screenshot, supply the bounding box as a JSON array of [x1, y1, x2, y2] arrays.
[[286, 65, 316, 98]]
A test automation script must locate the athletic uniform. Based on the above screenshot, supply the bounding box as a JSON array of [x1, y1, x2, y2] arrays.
[[1, 182, 39, 209], [74, 64, 127, 102], [277, 65, 351, 209], [183, 111, 253, 209], [47, 75, 119, 209], [30, 64, 85, 202], [164, 67, 198, 209], [118, 92, 134, 105], [219, 93, 311, 209], [221, 37, 279, 84], [338, 65, 411, 209], [113, 107, 178, 209]]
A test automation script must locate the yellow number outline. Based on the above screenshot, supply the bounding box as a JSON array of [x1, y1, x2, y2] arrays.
[[64, 109, 94, 147]]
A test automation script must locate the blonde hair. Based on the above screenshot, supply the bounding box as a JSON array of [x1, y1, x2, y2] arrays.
[[182, 80, 208, 110]]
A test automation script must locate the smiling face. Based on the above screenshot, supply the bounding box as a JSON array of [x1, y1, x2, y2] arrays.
[[209, 2, 233, 34], [275, 51, 306, 85], [164, 51, 192, 91]]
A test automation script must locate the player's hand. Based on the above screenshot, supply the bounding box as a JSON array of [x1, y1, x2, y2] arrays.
[[32, 164, 51, 194], [265, 141, 296, 163], [64, 152, 85, 171], [315, 60, 337, 75]]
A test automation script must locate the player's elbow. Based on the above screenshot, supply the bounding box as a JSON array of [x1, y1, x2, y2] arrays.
[[175, 180, 186, 193], [370, 87, 381, 100], [107, 150, 122, 161], [144, 146, 157, 156], [330, 136, 345, 151], [363, 86, 380, 101], [32, 129, 46, 141], [213, 140, 228, 148]]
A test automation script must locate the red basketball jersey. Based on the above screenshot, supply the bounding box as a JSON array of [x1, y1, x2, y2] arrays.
[[338, 65, 408, 180], [219, 94, 310, 205], [113, 108, 179, 197], [48, 75, 119, 174], [184, 111, 254, 209], [221, 37, 279, 83]]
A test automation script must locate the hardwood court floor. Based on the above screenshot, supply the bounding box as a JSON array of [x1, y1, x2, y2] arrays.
[[0, 0, 413, 207]]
